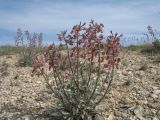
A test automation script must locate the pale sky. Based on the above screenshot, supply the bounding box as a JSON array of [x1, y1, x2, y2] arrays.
[[0, 0, 160, 45]]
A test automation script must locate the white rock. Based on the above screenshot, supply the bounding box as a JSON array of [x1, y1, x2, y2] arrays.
[[151, 94, 158, 100], [153, 117, 159, 120], [134, 106, 145, 120], [22, 115, 31, 120], [107, 112, 116, 120], [153, 90, 160, 95], [152, 87, 159, 90]]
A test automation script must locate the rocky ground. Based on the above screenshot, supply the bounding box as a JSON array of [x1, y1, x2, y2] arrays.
[[0, 50, 160, 120]]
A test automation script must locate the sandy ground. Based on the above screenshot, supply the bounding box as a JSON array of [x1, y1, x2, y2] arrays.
[[0, 50, 160, 120]]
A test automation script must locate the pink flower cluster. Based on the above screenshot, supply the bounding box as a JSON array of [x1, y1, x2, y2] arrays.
[[15, 29, 23, 46], [15, 29, 43, 48], [32, 20, 121, 77]]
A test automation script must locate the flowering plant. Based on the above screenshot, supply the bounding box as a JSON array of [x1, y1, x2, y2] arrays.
[[15, 29, 43, 66], [32, 20, 121, 120]]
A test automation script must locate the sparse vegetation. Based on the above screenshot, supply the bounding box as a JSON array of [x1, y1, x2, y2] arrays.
[[0, 46, 22, 56], [127, 44, 147, 51], [139, 62, 147, 71], [121, 58, 129, 66], [0, 61, 9, 77], [152, 39, 160, 51], [32, 20, 121, 119], [141, 26, 160, 54], [0, 20, 160, 120], [15, 29, 43, 67]]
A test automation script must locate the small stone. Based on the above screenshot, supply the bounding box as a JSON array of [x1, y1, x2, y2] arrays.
[[122, 71, 128, 76], [22, 115, 31, 120], [153, 117, 159, 120], [95, 114, 105, 120], [147, 103, 160, 109], [115, 110, 129, 118], [150, 109, 157, 114], [153, 90, 160, 95], [136, 71, 145, 77], [134, 106, 145, 120], [152, 87, 159, 90], [151, 94, 158, 100], [108, 112, 116, 120], [157, 111, 160, 118]]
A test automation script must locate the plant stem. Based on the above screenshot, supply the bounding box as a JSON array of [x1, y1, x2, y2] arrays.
[[89, 45, 101, 100], [42, 74, 57, 98], [76, 37, 80, 92], [65, 42, 79, 90], [86, 52, 94, 87], [96, 51, 115, 105], [53, 68, 70, 103]]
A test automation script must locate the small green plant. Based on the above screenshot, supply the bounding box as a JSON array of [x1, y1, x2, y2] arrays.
[[152, 39, 160, 51], [0, 49, 9, 56], [155, 75, 160, 82], [141, 26, 160, 54], [121, 58, 129, 66], [120, 51, 129, 67], [15, 29, 43, 67], [0, 61, 9, 77], [18, 51, 34, 67], [155, 70, 160, 82], [156, 56, 160, 62], [153, 56, 160, 63], [127, 45, 143, 51], [32, 20, 121, 120], [141, 44, 155, 53], [139, 62, 147, 71], [0, 46, 22, 56]]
